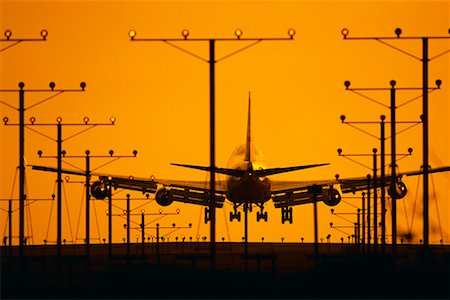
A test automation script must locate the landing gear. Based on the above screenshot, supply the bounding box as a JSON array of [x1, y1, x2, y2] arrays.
[[204, 207, 210, 224], [229, 203, 268, 222], [256, 211, 268, 222], [281, 207, 293, 224], [256, 204, 268, 222], [230, 211, 241, 222], [230, 204, 241, 222]]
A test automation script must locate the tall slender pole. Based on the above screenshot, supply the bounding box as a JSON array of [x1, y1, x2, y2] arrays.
[[313, 194, 318, 259], [85, 151, 90, 251], [141, 212, 145, 255], [362, 193, 366, 247], [357, 209, 361, 245], [422, 38, 429, 246], [367, 175, 371, 246], [19, 83, 25, 255], [8, 199, 12, 248], [244, 202, 248, 256], [390, 81, 397, 246], [209, 39, 216, 266], [373, 148, 378, 245], [380, 116, 386, 246], [57, 121, 62, 254], [108, 179, 112, 261], [156, 223, 160, 264], [126, 194, 130, 251]]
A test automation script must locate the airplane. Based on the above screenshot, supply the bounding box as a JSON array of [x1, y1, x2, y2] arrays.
[[32, 97, 450, 224]]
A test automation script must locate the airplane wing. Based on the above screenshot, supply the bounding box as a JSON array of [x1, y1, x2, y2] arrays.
[[271, 179, 341, 208], [30, 165, 227, 208], [337, 165, 450, 194], [270, 165, 450, 208]]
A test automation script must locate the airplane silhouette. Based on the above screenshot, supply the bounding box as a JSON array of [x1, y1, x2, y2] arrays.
[[32, 97, 450, 224]]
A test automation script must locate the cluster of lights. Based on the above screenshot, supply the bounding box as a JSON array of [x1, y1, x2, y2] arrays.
[[345, 79, 441, 90], [3, 29, 48, 40], [128, 28, 296, 40], [13, 81, 86, 91], [342, 27, 450, 39], [4, 115, 114, 125]]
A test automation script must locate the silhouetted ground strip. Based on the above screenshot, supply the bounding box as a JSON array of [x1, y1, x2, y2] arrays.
[[2, 243, 449, 299]]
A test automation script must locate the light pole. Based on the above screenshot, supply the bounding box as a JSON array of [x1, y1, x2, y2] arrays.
[[1, 29, 47, 253], [128, 28, 295, 265]]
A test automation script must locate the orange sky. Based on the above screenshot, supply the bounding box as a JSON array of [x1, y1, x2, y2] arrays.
[[1, 0, 449, 245]]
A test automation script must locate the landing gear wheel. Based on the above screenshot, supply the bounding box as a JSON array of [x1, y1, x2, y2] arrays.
[[281, 207, 293, 224], [256, 211, 268, 222], [230, 211, 241, 222]]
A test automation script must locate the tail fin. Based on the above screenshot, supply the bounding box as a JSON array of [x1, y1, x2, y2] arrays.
[[244, 91, 252, 162]]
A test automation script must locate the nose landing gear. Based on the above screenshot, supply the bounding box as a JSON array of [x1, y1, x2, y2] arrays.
[[230, 204, 241, 222]]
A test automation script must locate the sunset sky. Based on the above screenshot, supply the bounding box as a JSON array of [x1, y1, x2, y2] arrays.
[[1, 0, 449, 245]]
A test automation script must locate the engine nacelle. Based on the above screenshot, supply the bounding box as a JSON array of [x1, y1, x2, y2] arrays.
[[91, 181, 109, 200], [322, 188, 341, 207], [388, 181, 407, 199], [155, 188, 174, 206]]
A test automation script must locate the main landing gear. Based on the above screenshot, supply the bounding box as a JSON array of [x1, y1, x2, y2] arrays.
[[229, 204, 241, 222], [229, 203, 268, 222], [281, 207, 293, 224], [256, 204, 268, 222]]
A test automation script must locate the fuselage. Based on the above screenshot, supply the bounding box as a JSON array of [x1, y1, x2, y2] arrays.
[[225, 143, 271, 204]]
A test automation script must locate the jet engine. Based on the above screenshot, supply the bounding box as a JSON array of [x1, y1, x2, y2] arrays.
[[322, 188, 341, 207], [155, 188, 174, 206], [388, 181, 407, 199], [91, 181, 109, 200]]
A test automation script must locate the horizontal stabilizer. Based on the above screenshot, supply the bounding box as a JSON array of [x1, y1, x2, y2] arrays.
[[172, 162, 329, 178], [403, 166, 450, 177], [171, 163, 245, 177], [253, 163, 329, 177]]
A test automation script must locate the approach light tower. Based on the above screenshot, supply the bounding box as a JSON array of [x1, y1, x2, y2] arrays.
[[342, 28, 450, 245], [1, 80, 85, 254], [128, 28, 295, 264], [1, 29, 48, 252]]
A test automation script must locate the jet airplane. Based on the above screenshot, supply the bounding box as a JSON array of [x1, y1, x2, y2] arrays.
[[32, 98, 450, 223]]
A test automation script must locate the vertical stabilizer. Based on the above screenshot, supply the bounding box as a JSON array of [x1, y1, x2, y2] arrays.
[[244, 92, 252, 162]]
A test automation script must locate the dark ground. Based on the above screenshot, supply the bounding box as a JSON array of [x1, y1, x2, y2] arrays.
[[1, 242, 449, 299]]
